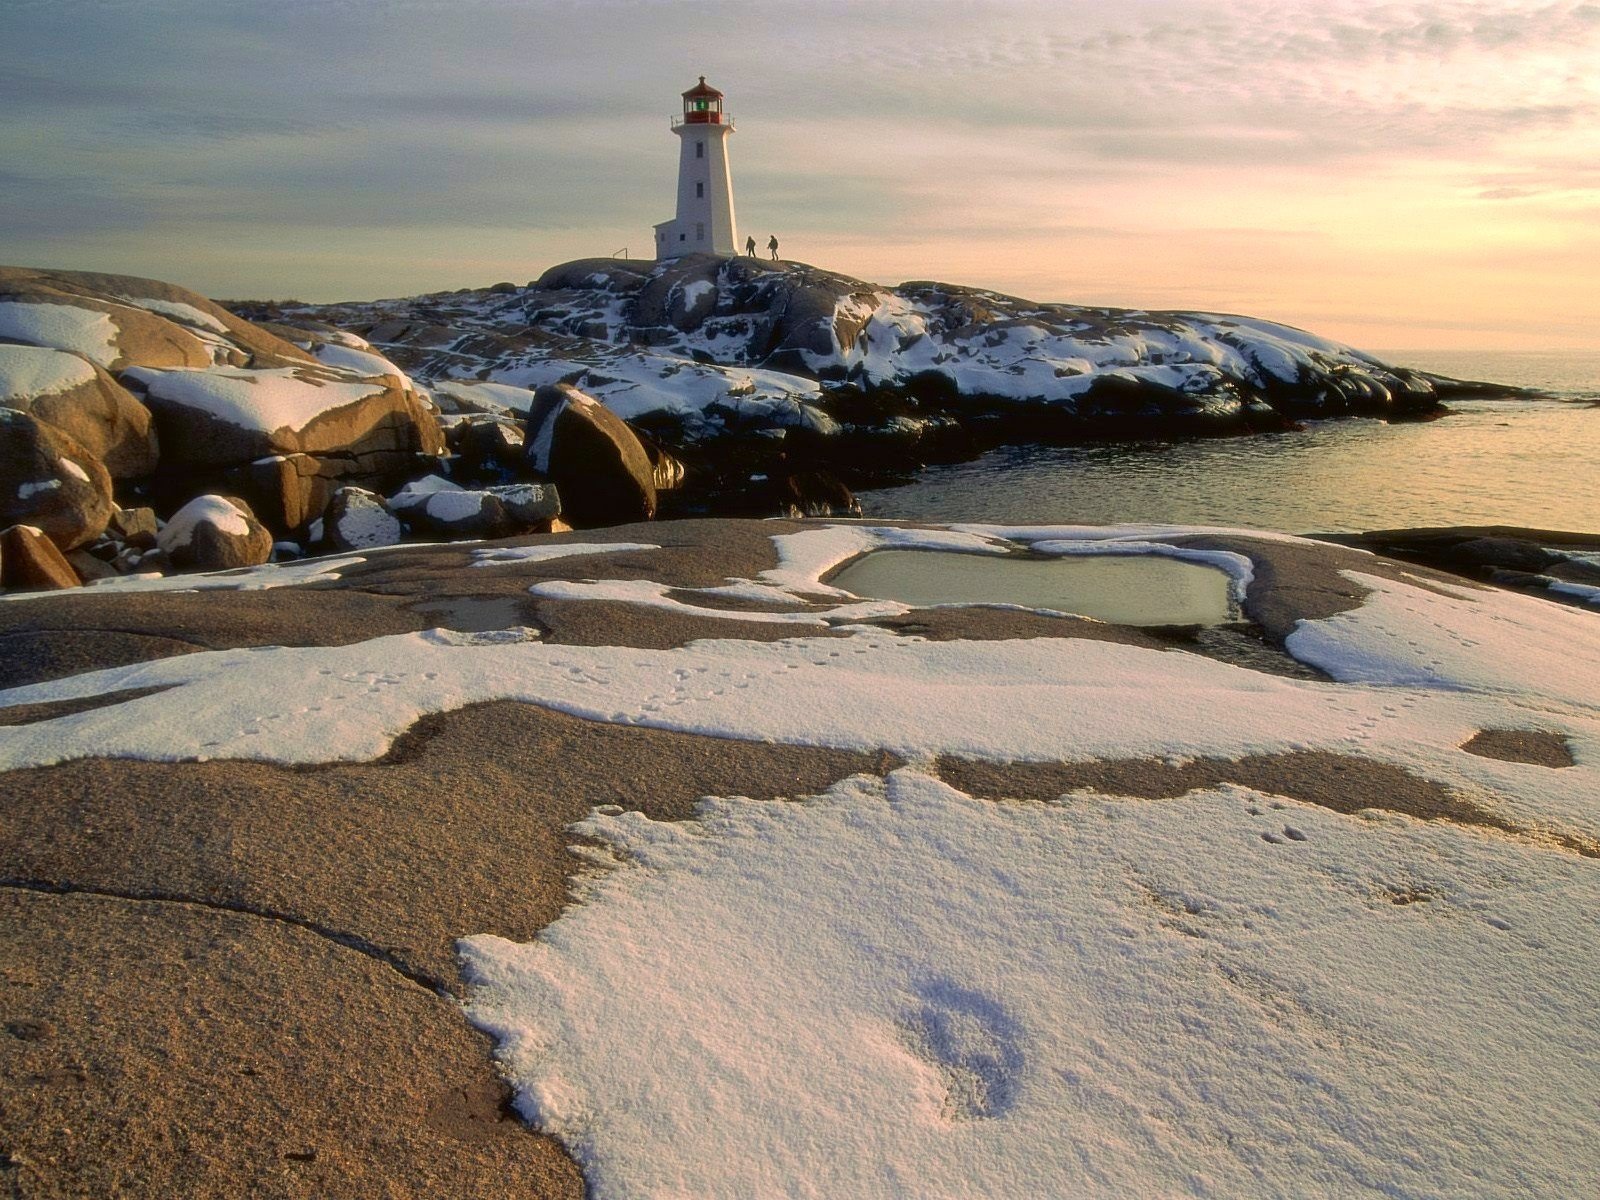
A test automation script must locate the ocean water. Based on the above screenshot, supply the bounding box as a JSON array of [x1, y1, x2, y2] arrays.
[[859, 350, 1600, 535]]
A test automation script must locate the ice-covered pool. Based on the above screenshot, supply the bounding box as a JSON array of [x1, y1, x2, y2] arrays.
[[829, 550, 1236, 626]]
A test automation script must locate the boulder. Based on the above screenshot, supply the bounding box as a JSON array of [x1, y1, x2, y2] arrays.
[[395, 486, 520, 540], [770, 470, 861, 519], [388, 476, 561, 540], [66, 548, 120, 583], [487, 482, 561, 526], [216, 453, 333, 536], [157, 494, 273, 571], [524, 383, 656, 527], [106, 506, 160, 549], [0, 524, 81, 592], [123, 362, 446, 472], [449, 415, 527, 478], [0, 410, 115, 550], [324, 487, 403, 552], [0, 344, 159, 478]]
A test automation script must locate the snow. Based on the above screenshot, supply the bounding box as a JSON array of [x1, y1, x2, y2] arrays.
[[16, 480, 62, 499], [156, 495, 251, 552], [471, 543, 661, 567], [0, 553, 366, 602], [461, 768, 1600, 1200], [423, 491, 487, 525], [111, 296, 229, 334], [0, 344, 97, 402], [0, 302, 119, 367], [680, 279, 715, 308], [1286, 571, 1600, 710], [56, 458, 90, 483], [430, 380, 539, 415], [387, 474, 461, 510], [528, 578, 910, 626], [311, 342, 416, 391], [121, 365, 387, 434], [1548, 579, 1600, 606]]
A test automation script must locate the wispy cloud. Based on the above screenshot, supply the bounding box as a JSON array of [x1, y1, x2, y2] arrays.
[[2, 0, 1596, 346]]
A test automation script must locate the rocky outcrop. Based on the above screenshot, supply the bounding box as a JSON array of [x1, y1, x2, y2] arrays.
[[157, 494, 273, 571], [524, 384, 656, 527], [232, 256, 1523, 522], [0, 410, 115, 550], [0, 266, 447, 586]]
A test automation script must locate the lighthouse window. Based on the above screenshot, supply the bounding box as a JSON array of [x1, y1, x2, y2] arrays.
[[696, 142, 704, 159], [696, 222, 705, 241], [694, 99, 709, 112], [696, 182, 704, 198]]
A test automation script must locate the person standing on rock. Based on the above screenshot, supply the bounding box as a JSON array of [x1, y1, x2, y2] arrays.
[[768, 234, 779, 261], [745, 235, 757, 257]]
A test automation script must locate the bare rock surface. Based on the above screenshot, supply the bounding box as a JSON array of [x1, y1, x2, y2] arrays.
[[0, 524, 81, 592]]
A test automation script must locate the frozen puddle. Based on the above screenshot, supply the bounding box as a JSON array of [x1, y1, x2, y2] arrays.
[[830, 549, 1236, 625]]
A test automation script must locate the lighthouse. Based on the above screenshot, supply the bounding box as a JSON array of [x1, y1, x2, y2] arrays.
[[654, 77, 738, 258]]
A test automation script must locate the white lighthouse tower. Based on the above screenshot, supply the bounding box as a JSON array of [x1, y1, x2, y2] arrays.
[[654, 77, 738, 258]]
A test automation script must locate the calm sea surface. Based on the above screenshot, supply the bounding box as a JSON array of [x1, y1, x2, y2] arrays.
[[859, 350, 1600, 534]]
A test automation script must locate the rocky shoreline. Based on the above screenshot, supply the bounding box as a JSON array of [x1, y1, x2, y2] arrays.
[[0, 260, 1540, 596]]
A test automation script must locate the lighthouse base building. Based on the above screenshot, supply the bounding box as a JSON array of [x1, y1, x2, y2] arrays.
[[655, 77, 739, 259]]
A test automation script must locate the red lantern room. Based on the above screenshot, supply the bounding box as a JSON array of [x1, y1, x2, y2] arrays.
[[681, 76, 728, 125]]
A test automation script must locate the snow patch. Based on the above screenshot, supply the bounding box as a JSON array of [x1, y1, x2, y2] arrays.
[[471, 543, 661, 567], [0, 344, 97, 402], [0, 302, 118, 367], [156, 495, 251, 551], [461, 768, 1600, 1199], [122, 365, 387, 434], [112, 296, 229, 334]]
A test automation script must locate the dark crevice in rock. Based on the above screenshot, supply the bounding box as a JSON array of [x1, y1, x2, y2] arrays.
[[0, 878, 449, 995]]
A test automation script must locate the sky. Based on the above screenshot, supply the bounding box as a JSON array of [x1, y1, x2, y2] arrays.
[[3, 0, 1597, 351]]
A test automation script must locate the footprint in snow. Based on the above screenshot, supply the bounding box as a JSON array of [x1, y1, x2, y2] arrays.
[[901, 978, 1023, 1121]]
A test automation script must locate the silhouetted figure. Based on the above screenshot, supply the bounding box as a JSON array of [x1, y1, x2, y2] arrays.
[[745, 235, 756, 257], [768, 234, 779, 261]]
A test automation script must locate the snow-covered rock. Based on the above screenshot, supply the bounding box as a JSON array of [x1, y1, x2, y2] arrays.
[[250, 256, 1471, 454], [157, 494, 272, 571], [0, 410, 115, 550], [323, 486, 403, 552], [122, 363, 444, 472], [0, 343, 159, 479], [389, 475, 560, 540]]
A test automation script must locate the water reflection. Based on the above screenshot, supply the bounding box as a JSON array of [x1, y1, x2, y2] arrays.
[[862, 400, 1598, 534]]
